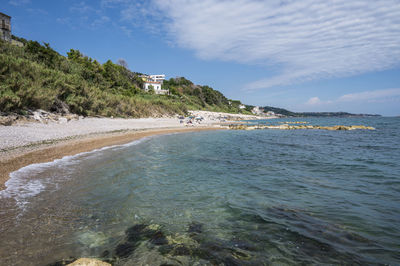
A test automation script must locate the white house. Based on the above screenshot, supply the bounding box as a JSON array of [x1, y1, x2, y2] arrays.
[[266, 111, 275, 116], [143, 81, 170, 95], [239, 104, 246, 109], [149, 74, 165, 83], [143, 75, 169, 95], [251, 106, 263, 115]]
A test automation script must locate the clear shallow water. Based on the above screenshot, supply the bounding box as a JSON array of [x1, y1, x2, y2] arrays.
[[0, 117, 399, 265]]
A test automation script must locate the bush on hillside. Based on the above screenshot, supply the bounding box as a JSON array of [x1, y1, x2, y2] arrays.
[[0, 39, 248, 117]]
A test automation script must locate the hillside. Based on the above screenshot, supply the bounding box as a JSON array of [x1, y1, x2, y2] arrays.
[[0, 37, 249, 117], [261, 106, 380, 117], [260, 106, 299, 117]]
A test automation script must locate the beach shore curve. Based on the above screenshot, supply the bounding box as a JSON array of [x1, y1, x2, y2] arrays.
[[0, 126, 223, 190]]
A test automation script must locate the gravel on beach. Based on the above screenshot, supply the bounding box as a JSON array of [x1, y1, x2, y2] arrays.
[[0, 111, 267, 152], [0, 117, 186, 151]]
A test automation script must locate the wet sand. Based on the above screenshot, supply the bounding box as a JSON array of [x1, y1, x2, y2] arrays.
[[0, 127, 222, 190]]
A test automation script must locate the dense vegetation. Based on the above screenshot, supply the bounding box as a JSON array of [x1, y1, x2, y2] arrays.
[[261, 106, 380, 117], [296, 112, 380, 117], [0, 38, 248, 117], [261, 106, 300, 116]]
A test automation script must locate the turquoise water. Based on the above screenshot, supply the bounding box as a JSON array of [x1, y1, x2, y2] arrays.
[[0, 117, 399, 265]]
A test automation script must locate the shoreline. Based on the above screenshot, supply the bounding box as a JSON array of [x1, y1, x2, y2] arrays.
[[0, 126, 222, 190]]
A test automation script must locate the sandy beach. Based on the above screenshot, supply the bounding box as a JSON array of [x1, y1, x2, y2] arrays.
[[0, 111, 267, 190]]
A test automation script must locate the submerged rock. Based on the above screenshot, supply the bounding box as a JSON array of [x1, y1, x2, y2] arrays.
[[114, 223, 168, 259], [111, 222, 257, 264], [47, 257, 77, 266], [77, 231, 107, 248], [149, 230, 168, 246], [125, 224, 148, 243], [158, 244, 175, 255], [188, 222, 203, 234], [229, 238, 258, 252], [115, 242, 136, 258], [171, 245, 192, 256], [125, 223, 167, 245], [166, 233, 199, 247]]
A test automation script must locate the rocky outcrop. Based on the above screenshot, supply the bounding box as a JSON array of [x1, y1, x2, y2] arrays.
[[228, 124, 375, 131], [0, 114, 23, 126], [0, 109, 82, 126], [32, 109, 80, 124]]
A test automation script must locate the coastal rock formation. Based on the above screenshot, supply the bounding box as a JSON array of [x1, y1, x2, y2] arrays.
[[279, 121, 309, 124], [228, 124, 375, 131], [67, 258, 110, 266], [0, 109, 81, 126], [189, 110, 265, 122], [32, 109, 80, 124]]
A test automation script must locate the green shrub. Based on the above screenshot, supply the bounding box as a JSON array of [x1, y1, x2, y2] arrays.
[[0, 39, 244, 117]]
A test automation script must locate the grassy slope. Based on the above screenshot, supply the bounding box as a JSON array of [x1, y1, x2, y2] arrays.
[[0, 38, 250, 117]]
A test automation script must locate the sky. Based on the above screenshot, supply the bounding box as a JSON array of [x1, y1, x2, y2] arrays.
[[2, 0, 400, 116]]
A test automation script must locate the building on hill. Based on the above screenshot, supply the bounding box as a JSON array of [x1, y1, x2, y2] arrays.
[[1, 12, 11, 42], [266, 111, 275, 116], [252, 106, 263, 115], [149, 74, 165, 83], [141, 74, 169, 95], [140, 74, 166, 83]]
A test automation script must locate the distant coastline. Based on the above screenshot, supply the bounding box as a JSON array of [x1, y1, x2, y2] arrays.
[[259, 106, 381, 117]]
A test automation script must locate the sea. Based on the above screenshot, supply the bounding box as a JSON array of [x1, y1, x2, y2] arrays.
[[0, 117, 399, 265]]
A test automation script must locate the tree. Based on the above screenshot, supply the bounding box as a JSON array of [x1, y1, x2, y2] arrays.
[[148, 85, 155, 94], [117, 58, 129, 69]]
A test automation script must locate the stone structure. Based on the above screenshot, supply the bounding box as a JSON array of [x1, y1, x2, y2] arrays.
[[0, 12, 11, 42]]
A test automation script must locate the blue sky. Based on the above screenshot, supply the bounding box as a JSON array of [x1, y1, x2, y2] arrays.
[[3, 0, 400, 116]]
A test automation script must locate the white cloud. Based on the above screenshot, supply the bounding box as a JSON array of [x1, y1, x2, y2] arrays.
[[91, 15, 110, 27], [338, 88, 400, 102], [306, 97, 323, 106], [100, 0, 130, 8], [9, 0, 30, 6], [152, 0, 400, 90], [56, 17, 72, 25], [119, 25, 132, 37], [306, 88, 400, 106], [70, 1, 94, 14]]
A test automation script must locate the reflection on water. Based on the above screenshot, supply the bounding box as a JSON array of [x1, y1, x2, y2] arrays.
[[0, 117, 399, 265]]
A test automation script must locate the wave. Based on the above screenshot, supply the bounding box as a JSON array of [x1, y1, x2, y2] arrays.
[[0, 137, 149, 211]]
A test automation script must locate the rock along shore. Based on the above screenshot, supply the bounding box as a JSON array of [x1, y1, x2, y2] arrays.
[[228, 123, 375, 131]]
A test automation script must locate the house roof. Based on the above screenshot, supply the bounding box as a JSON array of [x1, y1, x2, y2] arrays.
[[144, 81, 161, 84], [0, 12, 11, 19]]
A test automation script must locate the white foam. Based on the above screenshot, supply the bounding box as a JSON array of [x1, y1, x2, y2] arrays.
[[0, 137, 149, 210]]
